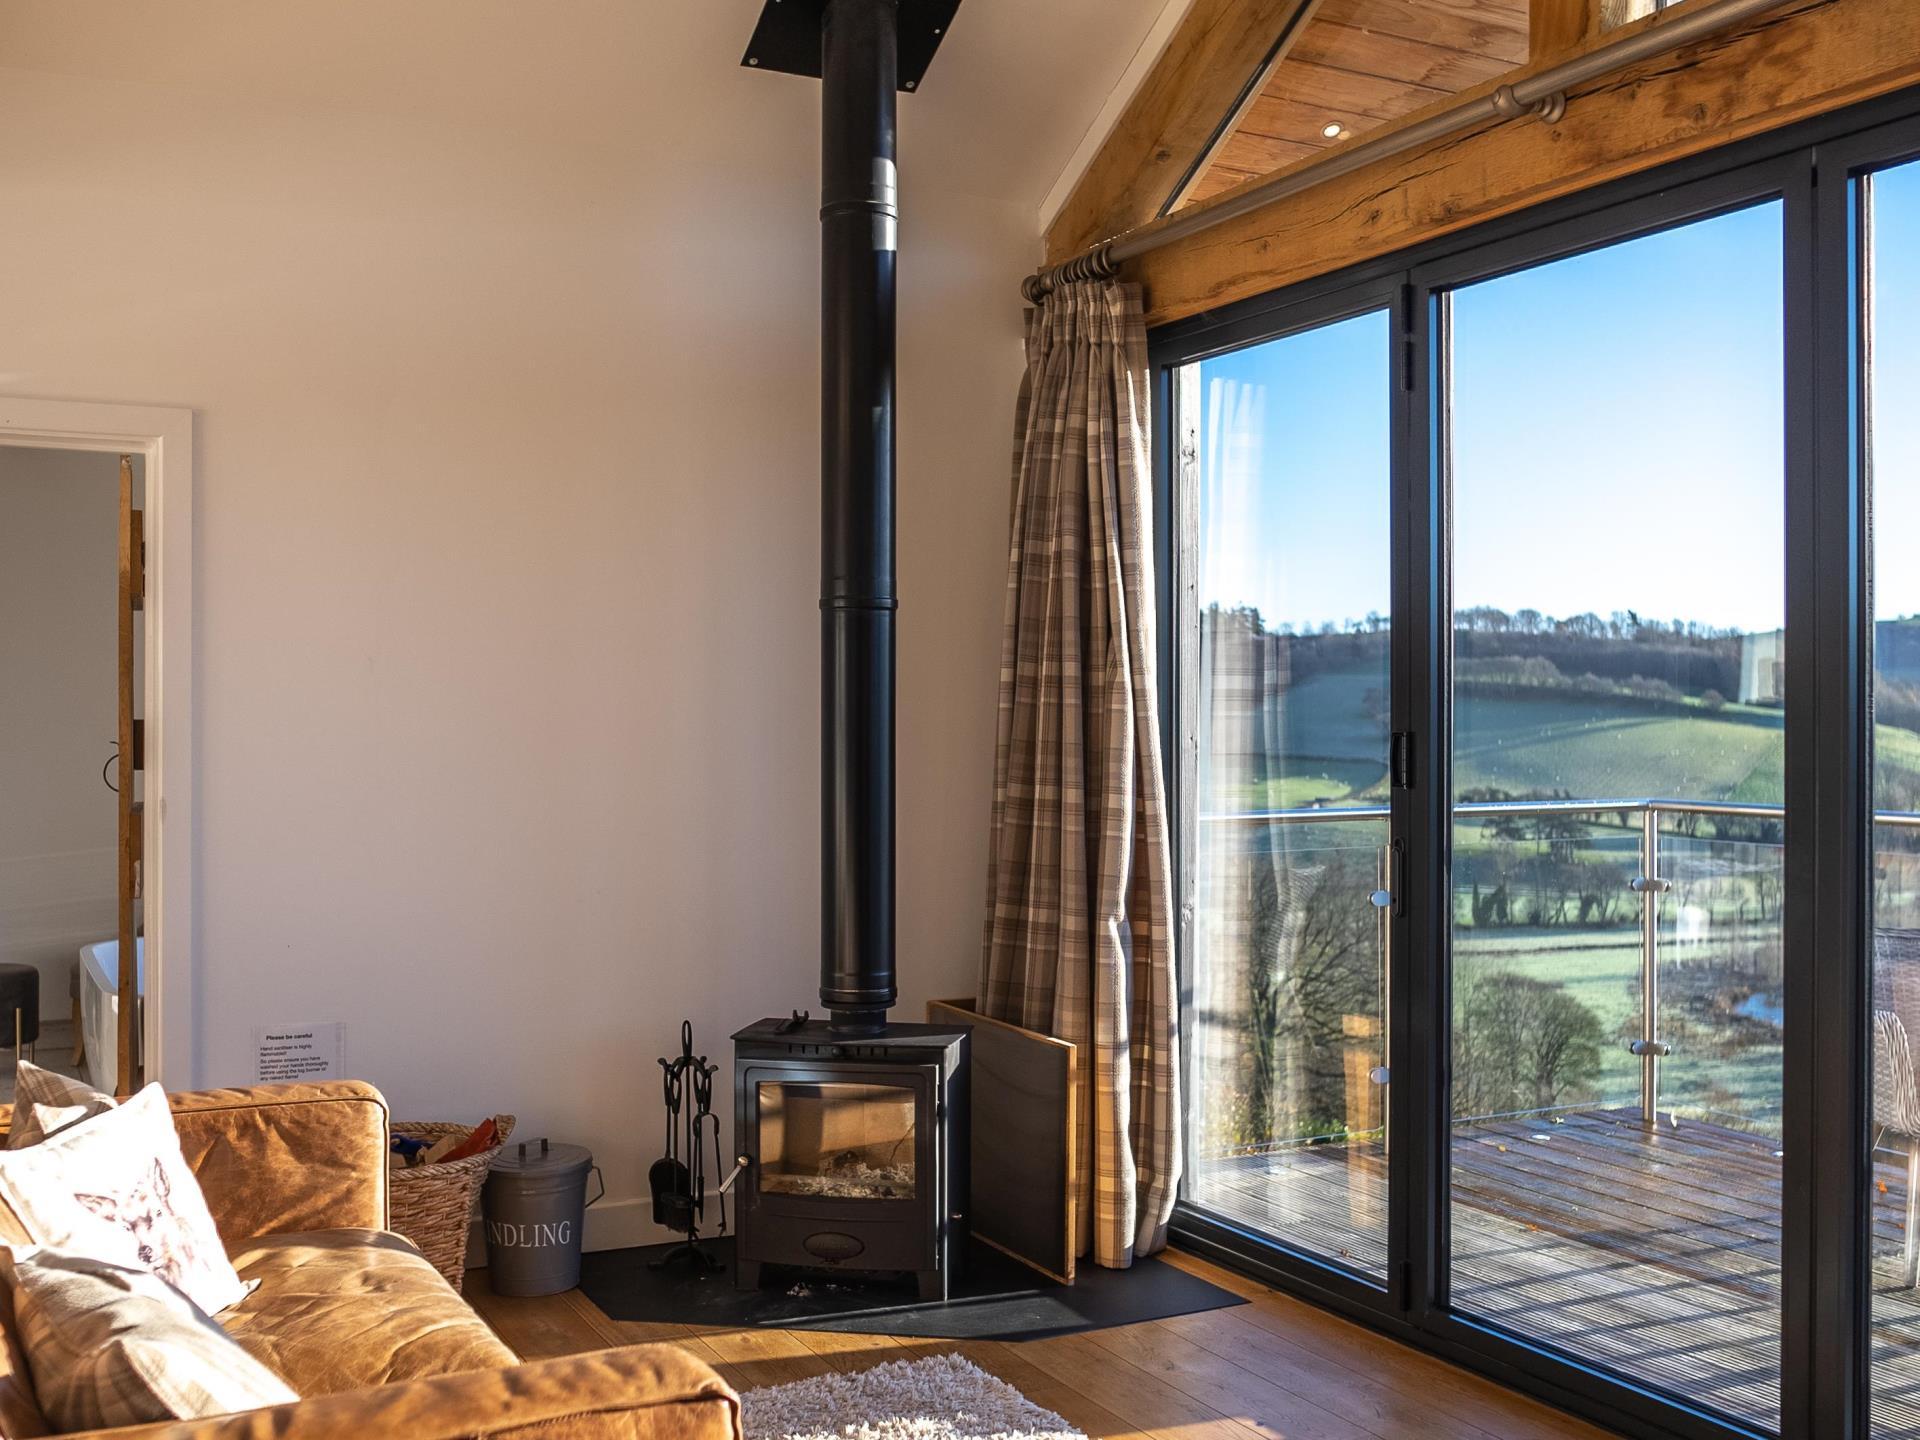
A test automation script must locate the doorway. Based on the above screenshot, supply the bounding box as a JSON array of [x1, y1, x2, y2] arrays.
[[0, 397, 193, 1096], [0, 446, 135, 1095]]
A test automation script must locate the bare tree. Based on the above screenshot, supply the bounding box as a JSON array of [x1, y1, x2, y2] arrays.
[[1454, 973, 1605, 1120], [1238, 849, 1382, 1145]]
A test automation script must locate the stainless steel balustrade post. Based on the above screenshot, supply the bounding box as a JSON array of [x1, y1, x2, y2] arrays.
[[1621, 807, 1675, 1124], [1641, 809, 1661, 1125]]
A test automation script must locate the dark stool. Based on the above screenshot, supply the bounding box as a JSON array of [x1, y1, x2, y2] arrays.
[[0, 966, 40, 1064]]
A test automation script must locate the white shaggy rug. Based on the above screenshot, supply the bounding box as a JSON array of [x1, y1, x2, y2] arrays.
[[740, 1353, 1086, 1440]]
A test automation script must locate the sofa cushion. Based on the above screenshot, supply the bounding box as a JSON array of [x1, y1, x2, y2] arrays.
[[0, 1248, 296, 1432], [5, 1064, 114, 1152], [167, 1083, 390, 1242], [0, 1086, 251, 1318], [0, 1272, 50, 1439], [219, 1230, 515, 1397]]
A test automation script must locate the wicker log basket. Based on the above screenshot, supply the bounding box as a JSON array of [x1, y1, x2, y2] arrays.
[[389, 1115, 514, 1293]]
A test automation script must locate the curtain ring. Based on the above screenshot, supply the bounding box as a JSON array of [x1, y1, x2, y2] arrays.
[[1021, 243, 1117, 305]]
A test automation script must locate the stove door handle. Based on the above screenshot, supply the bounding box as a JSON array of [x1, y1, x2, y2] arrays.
[[718, 1155, 751, 1195]]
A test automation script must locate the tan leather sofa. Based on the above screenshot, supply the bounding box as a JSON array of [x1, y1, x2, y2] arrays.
[[0, 1081, 742, 1440]]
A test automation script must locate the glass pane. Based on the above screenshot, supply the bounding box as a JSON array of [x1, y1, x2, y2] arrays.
[[1655, 817, 1785, 1136], [1867, 155, 1920, 1439], [1179, 308, 1392, 1277], [757, 1082, 916, 1199], [1601, 0, 1695, 34], [1446, 202, 1786, 1429]]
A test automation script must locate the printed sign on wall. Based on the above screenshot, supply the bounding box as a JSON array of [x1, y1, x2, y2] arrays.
[[254, 1022, 347, 1084]]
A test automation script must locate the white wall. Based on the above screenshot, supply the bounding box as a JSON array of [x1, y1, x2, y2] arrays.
[[0, 0, 1167, 1247], [0, 446, 122, 1023]]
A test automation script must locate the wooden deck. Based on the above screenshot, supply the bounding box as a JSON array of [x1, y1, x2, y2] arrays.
[[1192, 1108, 1920, 1435]]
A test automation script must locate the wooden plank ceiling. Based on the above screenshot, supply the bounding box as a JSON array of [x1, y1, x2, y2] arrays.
[[1183, 0, 1531, 207]]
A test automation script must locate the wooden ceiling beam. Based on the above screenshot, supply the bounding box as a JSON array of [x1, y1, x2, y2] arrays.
[[1530, 0, 1601, 61], [1043, 0, 1322, 263], [1122, 0, 1920, 328]]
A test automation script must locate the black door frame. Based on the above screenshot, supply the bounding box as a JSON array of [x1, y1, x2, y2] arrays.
[[1158, 266, 1408, 1324], [1148, 84, 1920, 1440], [1795, 109, 1920, 1439]]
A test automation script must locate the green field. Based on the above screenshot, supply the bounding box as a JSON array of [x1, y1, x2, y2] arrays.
[[1225, 663, 1793, 809], [1204, 657, 1804, 1147], [1223, 657, 1920, 811], [1454, 695, 1784, 803], [1197, 642, 1920, 1153]]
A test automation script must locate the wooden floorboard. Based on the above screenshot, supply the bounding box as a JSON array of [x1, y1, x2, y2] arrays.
[[470, 1250, 1616, 1440], [1157, 1252, 1612, 1440]]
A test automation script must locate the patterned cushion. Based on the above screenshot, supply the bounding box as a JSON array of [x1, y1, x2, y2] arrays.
[[6, 1062, 114, 1151], [0, 1085, 250, 1314], [0, 1247, 296, 1430]]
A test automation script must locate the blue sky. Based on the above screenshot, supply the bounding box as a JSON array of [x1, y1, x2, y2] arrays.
[[1196, 309, 1391, 632], [1874, 161, 1920, 621], [1195, 164, 1920, 634]]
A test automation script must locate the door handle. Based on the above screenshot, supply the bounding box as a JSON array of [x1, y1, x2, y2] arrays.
[[1369, 840, 1406, 917]]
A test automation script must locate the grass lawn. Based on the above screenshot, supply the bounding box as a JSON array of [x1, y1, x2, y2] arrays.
[[1238, 763, 1386, 810], [1452, 924, 1783, 1133], [1202, 650, 1920, 817], [1453, 695, 1784, 802], [1211, 667, 1805, 810]]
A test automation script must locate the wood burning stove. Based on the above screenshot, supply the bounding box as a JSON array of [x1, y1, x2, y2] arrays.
[[732, 1019, 967, 1299], [732, 0, 973, 1300]]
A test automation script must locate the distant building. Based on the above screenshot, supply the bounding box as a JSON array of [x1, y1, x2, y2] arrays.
[[1740, 629, 1785, 704]]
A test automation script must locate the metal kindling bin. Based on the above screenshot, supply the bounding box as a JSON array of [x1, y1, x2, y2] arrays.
[[482, 1138, 603, 1296]]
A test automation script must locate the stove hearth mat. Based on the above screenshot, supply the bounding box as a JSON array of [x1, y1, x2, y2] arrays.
[[576, 1237, 1244, 1341]]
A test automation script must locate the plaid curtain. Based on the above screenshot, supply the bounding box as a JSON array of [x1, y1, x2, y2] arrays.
[[978, 278, 1181, 1268]]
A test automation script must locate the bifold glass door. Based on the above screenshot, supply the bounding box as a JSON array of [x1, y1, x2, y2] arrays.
[[1177, 303, 1395, 1281], [1866, 153, 1920, 1438], [1443, 202, 1788, 1427], [1161, 100, 1920, 1440]]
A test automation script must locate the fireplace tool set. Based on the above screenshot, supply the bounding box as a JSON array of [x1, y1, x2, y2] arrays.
[[649, 1021, 738, 1271]]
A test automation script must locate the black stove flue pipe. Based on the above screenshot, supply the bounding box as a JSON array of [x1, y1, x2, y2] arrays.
[[818, 0, 898, 1034]]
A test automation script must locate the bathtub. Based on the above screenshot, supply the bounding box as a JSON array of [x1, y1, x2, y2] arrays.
[[79, 938, 143, 1097]]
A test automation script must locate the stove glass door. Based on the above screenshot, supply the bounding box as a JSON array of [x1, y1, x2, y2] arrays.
[[756, 1079, 918, 1200]]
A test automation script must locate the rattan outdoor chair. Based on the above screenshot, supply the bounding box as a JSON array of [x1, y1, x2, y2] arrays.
[[1872, 928, 1920, 1288]]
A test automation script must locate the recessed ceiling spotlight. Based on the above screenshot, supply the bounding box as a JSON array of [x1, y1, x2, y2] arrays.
[[1321, 121, 1344, 139]]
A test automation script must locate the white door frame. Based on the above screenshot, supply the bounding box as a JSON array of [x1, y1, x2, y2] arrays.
[[0, 397, 193, 1089]]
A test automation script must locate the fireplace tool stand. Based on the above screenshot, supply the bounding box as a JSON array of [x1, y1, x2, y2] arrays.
[[649, 1022, 736, 1271]]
